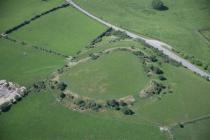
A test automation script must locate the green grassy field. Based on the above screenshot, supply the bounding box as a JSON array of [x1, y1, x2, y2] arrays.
[[202, 30, 210, 41], [172, 119, 210, 140], [75, 0, 210, 68], [0, 91, 167, 140], [62, 51, 149, 99], [133, 63, 210, 124], [0, 0, 64, 33], [1, 0, 210, 140], [62, 36, 210, 139], [10, 6, 106, 55], [0, 38, 65, 86]]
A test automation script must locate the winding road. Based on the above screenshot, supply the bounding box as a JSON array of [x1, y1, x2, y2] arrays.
[[66, 0, 210, 80]]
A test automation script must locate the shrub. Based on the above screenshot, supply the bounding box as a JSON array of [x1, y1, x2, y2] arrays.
[[0, 102, 12, 112], [92, 103, 102, 111], [106, 99, 119, 108], [89, 53, 100, 60], [33, 81, 46, 91], [150, 65, 164, 74], [152, 0, 168, 10], [159, 75, 167, 81], [133, 51, 144, 57], [150, 55, 158, 62], [121, 107, 135, 115], [57, 82, 67, 91], [60, 92, 66, 99], [74, 99, 86, 107], [192, 59, 203, 66]]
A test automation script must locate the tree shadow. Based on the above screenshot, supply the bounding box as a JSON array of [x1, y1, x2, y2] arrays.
[[159, 5, 169, 11]]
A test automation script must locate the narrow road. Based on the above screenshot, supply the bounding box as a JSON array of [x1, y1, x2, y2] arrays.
[[66, 0, 210, 80]]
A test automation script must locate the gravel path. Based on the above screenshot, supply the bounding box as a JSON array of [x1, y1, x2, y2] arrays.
[[66, 0, 210, 80]]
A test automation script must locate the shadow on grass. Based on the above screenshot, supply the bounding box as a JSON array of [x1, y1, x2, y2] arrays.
[[159, 6, 169, 11]]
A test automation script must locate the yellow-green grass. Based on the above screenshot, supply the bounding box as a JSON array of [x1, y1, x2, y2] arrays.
[[10, 7, 106, 55], [202, 30, 210, 41], [0, 91, 167, 140], [63, 36, 210, 139], [75, 36, 210, 127], [172, 119, 210, 140], [61, 51, 149, 99], [0, 0, 64, 33], [132, 63, 210, 126], [76, 0, 210, 66], [0, 38, 65, 86]]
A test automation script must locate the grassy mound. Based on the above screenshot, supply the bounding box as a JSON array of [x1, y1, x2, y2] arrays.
[[62, 51, 149, 99]]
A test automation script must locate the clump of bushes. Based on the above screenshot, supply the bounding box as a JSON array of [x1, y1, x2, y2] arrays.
[[89, 53, 100, 60], [144, 64, 164, 75], [0, 102, 12, 112], [140, 81, 166, 98], [111, 30, 130, 40], [150, 55, 158, 62], [60, 92, 66, 99], [106, 99, 135, 115], [159, 75, 167, 81], [121, 107, 135, 115], [33, 80, 46, 92], [152, 0, 168, 11], [106, 99, 120, 110], [73, 98, 103, 111], [133, 51, 145, 57], [57, 82, 67, 91]]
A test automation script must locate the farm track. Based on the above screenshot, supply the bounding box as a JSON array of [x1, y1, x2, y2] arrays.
[[66, 0, 210, 80]]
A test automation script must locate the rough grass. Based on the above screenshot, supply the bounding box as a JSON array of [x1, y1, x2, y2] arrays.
[[172, 119, 210, 140], [63, 36, 210, 139], [0, 91, 167, 140], [75, 0, 210, 66], [202, 30, 210, 41], [133, 64, 210, 125], [0, 0, 64, 33], [10, 7, 106, 55], [0, 38, 65, 86], [62, 51, 149, 99]]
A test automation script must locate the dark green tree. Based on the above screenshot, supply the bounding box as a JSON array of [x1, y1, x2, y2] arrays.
[[152, 0, 168, 10]]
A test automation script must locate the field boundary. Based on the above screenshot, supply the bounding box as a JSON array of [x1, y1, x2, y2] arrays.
[[2, 36, 69, 58], [66, 0, 210, 81], [1, 3, 70, 36], [170, 114, 210, 129], [198, 28, 210, 44]]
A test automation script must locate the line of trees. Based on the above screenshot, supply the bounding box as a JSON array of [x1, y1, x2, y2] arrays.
[[4, 36, 68, 58], [4, 3, 69, 35]]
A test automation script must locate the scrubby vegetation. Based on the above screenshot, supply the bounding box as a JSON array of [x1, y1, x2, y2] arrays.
[[152, 0, 168, 11]]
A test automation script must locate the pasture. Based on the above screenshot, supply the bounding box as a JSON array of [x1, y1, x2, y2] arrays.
[[76, 0, 210, 69], [0, 0, 210, 140], [10, 6, 106, 55], [0, 91, 167, 140], [0, 38, 65, 86], [0, 0, 64, 33], [62, 51, 149, 99]]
